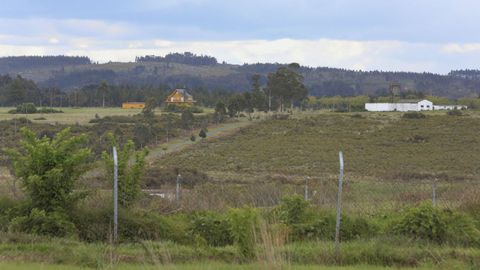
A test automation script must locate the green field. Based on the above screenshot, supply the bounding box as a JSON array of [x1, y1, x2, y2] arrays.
[[0, 107, 214, 125], [154, 110, 480, 212], [1, 109, 479, 269]]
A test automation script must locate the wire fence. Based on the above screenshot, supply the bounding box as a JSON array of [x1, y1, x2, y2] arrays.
[[148, 173, 480, 215]]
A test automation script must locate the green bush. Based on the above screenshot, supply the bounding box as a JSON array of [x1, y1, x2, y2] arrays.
[[0, 197, 16, 232], [9, 103, 37, 114], [277, 195, 310, 225], [189, 212, 232, 247], [164, 104, 203, 113], [392, 203, 480, 246], [393, 203, 447, 243], [71, 205, 188, 243], [402, 112, 426, 119], [9, 208, 77, 238], [228, 207, 257, 259], [447, 109, 463, 116], [290, 211, 377, 242], [37, 107, 63, 114]]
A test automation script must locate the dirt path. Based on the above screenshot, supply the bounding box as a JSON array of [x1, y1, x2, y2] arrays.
[[146, 119, 256, 163]]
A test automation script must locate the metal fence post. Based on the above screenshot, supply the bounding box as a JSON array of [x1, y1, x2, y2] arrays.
[[335, 151, 344, 254], [176, 174, 182, 202], [113, 147, 118, 243], [304, 177, 309, 200], [432, 178, 437, 207]]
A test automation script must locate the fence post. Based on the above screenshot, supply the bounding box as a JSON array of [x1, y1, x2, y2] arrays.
[[304, 177, 309, 200], [112, 146, 118, 243], [335, 151, 344, 255], [176, 174, 182, 202], [432, 178, 437, 207]]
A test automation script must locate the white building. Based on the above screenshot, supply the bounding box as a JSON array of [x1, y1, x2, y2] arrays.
[[365, 99, 466, 112]]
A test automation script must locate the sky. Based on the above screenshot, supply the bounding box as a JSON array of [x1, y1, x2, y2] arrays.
[[0, 0, 479, 73]]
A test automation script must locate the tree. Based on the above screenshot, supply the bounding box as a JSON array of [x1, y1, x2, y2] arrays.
[[251, 74, 267, 112], [181, 110, 195, 130], [214, 101, 227, 123], [102, 133, 148, 207], [266, 64, 307, 111], [5, 128, 91, 212], [98, 81, 108, 108], [227, 94, 245, 117], [199, 129, 207, 139], [142, 97, 157, 118]]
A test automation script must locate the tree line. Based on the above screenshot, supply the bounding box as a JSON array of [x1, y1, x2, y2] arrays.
[[135, 52, 217, 66]]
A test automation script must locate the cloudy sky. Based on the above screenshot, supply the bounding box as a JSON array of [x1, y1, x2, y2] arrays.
[[1, 0, 479, 73]]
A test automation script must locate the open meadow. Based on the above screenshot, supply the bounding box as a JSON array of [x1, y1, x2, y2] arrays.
[[0, 109, 479, 269]]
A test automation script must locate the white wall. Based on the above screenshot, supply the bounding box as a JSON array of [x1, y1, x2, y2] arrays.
[[365, 103, 418, 112]]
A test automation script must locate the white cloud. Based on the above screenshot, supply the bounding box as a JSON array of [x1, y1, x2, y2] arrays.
[[442, 43, 480, 53], [0, 38, 479, 73]]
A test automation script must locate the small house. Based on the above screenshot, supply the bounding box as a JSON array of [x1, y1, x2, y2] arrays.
[[165, 89, 195, 105], [122, 102, 145, 109]]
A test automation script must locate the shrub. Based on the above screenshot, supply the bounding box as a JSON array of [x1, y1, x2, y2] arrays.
[[228, 207, 258, 259], [71, 204, 188, 243], [37, 107, 63, 114], [9, 208, 77, 238], [393, 203, 480, 246], [9, 103, 37, 114], [290, 211, 377, 242], [447, 109, 463, 116], [164, 104, 203, 113], [402, 112, 426, 119], [102, 134, 148, 207], [277, 195, 310, 225], [198, 129, 207, 139], [190, 134, 196, 142], [393, 203, 447, 243], [5, 128, 90, 213], [189, 212, 232, 247], [33, 117, 46, 120]]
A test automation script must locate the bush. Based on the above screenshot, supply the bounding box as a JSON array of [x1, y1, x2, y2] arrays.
[[228, 207, 257, 259], [9, 208, 77, 238], [164, 104, 203, 113], [37, 107, 63, 114], [402, 112, 426, 119], [71, 205, 188, 243], [277, 195, 310, 225], [447, 109, 463, 116], [392, 203, 480, 246], [290, 211, 377, 242], [393, 203, 447, 243], [189, 212, 232, 247], [9, 103, 37, 114]]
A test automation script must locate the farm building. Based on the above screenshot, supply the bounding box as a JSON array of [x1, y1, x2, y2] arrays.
[[365, 99, 467, 112], [122, 102, 145, 109], [165, 89, 196, 105]]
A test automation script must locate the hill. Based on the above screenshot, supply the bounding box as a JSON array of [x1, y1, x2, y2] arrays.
[[1, 54, 480, 98]]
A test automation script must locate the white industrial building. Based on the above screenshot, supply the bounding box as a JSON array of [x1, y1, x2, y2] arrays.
[[365, 99, 467, 112]]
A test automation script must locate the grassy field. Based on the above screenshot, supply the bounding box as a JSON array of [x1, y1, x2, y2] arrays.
[[0, 232, 477, 270], [0, 262, 466, 270], [0, 107, 214, 125], [154, 110, 480, 212]]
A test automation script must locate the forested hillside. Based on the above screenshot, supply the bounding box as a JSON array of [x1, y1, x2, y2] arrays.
[[1, 53, 480, 98]]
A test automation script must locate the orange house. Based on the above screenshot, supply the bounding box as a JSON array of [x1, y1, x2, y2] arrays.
[[122, 102, 145, 109], [165, 89, 196, 105]]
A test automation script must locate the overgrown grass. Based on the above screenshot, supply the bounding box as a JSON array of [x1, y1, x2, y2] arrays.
[[0, 232, 478, 269]]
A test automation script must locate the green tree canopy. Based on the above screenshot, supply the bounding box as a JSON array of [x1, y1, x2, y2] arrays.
[[102, 133, 148, 207], [5, 128, 91, 213]]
